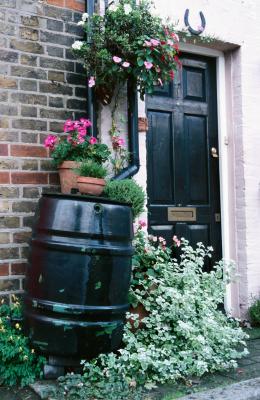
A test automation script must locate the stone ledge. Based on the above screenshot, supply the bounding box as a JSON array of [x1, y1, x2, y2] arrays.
[[180, 376, 260, 400]]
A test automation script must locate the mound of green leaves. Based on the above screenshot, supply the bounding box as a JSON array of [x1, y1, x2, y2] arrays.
[[104, 179, 146, 220], [56, 227, 248, 399], [76, 160, 107, 178], [51, 140, 110, 169], [0, 297, 45, 386], [249, 299, 260, 326]]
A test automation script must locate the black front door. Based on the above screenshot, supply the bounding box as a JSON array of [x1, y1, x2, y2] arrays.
[[146, 53, 221, 266]]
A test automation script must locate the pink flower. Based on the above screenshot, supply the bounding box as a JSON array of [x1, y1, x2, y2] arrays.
[[73, 121, 81, 129], [77, 126, 87, 136], [138, 220, 146, 228], [122, 61, 130, 68], [144, 40, 152, 47], [167, 39, 174, 46], [170, 32, 179, 42], [67, 134, 73, 143], [150, 38, 160, 46], [159, 236, 165, 243], [77, 136, 85, 144], [117, 138, 125, 146], [152, 236, 158, 242], [172, 235, 181, 247], [144, 61, 153, 70], [64, 119, 75, 132], [112, 136, 125, 149], [44, 135, 58, 149], [80, 118, 92, 128], [113, 56, 122, 63], [89, 137, 97, 145], [88, 76, 95, 88]]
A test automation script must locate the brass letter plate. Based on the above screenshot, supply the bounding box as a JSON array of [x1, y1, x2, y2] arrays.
[[168, 207, 197, 222]]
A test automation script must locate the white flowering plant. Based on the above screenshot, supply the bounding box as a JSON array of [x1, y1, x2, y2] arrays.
[[56, 225, 248, 398], [72, 0, 181, 104]]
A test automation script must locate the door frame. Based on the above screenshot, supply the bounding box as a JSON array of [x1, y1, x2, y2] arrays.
[[179, 43, 232, 313]]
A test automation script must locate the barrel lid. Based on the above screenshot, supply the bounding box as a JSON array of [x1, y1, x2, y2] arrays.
[[42, 192, 132, 207]]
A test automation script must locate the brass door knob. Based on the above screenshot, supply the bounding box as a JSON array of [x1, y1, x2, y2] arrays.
[[211, 147, 219, 158]]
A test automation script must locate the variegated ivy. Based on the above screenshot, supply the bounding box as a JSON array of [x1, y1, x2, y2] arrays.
[[57, 225, 248, 398]]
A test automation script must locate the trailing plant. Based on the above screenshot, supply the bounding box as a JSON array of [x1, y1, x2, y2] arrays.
[[56, 226, 248, 398], [76, 160, 107, 179], [44, 118, 111, 168], [104, 179, 145, 219], [57, 371, 144, 400], [72, 0, 181, 104], [109, 118, 130, 175], [249, 299, 260, 326], [0, 296, 45, 387]]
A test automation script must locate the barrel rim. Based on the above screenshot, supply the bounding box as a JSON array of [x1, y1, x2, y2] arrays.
[[42, 192, 132, 207], [24, 296, 130, 315]]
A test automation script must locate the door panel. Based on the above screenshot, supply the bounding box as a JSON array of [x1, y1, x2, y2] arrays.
[[183, 66, 206, 101], [148, 112, 174, 203], [185, 114, 208, 204], [146, 53, 221, 267]]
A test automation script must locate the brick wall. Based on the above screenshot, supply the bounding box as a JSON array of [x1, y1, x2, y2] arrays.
[[0, 0, 86, 301]]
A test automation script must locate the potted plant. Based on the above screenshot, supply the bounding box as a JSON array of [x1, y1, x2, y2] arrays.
[[103, 179, 146, 220], [76, 160, 108, 196], [44, 118, 111, 193], [72, 0, 181, 105]]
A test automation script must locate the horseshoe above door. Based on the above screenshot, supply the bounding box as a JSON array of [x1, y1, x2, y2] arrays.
[[184, 9, 206, 35]]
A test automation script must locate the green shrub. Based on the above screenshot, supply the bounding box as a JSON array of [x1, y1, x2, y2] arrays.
[[76, 160, 107, 178], [56, 228, 248, 398], [57, 371, 144, 400], [249, 299, 260, 326], [104, 179, 145, 220], [0, 297, 45, 386]]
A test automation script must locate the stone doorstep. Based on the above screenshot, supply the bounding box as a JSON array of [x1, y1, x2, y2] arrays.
[[29, 377, 260, 400], [29, 381, 57, 400], [179, 376, 260, 400]]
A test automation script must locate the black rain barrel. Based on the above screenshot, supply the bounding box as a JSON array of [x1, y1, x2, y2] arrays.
[[24, 193, 133, 359]]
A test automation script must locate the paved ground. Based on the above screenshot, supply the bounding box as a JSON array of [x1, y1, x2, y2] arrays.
[[0, 387, 39, 400], [153, 327, 260, 399], [1, 328, 260, 399]]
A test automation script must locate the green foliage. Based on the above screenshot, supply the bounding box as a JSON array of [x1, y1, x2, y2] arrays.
[[56, 371, 144, 400], [44, 119, 111, 168], [0, 297, 45, 386], [109, 119, 130, 175], [104, 179, 146, 220], [57, 229, 248, 398], [249, 299, 260, 326], [73, 0, 180, 102], [76, 160, 108, 178], [51, 140, 111, 169]]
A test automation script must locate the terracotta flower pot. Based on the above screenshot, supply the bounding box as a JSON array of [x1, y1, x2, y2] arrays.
[[58, 161, 79, 194], [77, 176, 106, 196]]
